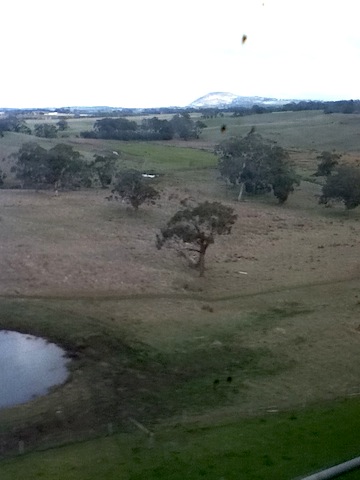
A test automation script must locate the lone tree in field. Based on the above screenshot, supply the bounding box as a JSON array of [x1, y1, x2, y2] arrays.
[[110, 170, 160, 210], [319, 165, 360, 210], [156, 201, 237, 277], [91, 154, 117, 188], [217, 130, 299, 203], [314, 151, 341, 177]]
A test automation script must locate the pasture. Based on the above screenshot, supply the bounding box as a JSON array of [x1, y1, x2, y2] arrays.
[[0, 110, 360, 478]]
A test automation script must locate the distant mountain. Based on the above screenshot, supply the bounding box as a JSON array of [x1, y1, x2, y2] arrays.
[[189, 92, 239, 108], [189, 92, 296, 109]]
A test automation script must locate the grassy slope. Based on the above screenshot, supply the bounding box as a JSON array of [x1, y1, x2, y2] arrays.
[[1, 111, 360, 478], [105, 141, 216, 172], [0, 132, 216, 181], [2, 110, 359, 178], [201, 110, 360, 152], [1, 398, 360, 480]]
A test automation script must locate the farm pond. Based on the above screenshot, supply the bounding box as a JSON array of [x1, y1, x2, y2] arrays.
[[0, 331, 69, 409]]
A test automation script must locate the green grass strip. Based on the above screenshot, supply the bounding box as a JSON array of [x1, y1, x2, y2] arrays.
[[1, 397, 360, 480], [114, 142, 217, 171]]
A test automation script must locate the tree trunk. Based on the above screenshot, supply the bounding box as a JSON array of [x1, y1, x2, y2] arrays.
[[237, 182, 245, 201], [196, 243, 208, 277], [198, 251, 205, 277]]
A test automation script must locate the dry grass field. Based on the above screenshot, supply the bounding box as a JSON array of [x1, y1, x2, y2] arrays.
[[0, 111, 360, 477]]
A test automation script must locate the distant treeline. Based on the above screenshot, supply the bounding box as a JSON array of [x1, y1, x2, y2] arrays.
[[0, 100, 359, 139], [0, 116, 68, 138], [80, 114, 206, 141], [230, 100, 360, 117]]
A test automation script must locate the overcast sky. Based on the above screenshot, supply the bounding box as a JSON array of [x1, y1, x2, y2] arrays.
[[1, 0, 359, 108]]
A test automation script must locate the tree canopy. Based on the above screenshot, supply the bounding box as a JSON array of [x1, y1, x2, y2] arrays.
[[34, 123, 58, 138], [0, 116, 31, 136], [91, 155, 118, 188], [156, 201, 237, 276], [56, 119, 69, 131], [13, 142, 91, 189], [169, 113, 203, 140], [217, 131, 299, 203], [93, 118, 137, 140], [140, 117, 174, 140], [110, 170, 160, 210], [319, 165, 360, 210], [314, 151, 341, 177]]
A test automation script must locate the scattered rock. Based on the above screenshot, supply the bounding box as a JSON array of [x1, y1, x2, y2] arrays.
[[274, 327, 286, 335]]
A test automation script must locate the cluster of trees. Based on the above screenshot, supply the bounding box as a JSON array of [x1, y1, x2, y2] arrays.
[[216, 132, 360, 211], [6, 129, 360, 280], [34, 119, 69, 138], [0, 123, 261, 277], [12, 143, 92, 189], [34, 123, 58, 138], [10, 142, 162, 198], [0, 116, 31, 136], [323, 100, 360, 115], [7, 139, 234, 277], [217, 130, 300, 204], [108, 141, 360, 279], [314, 151, 360, 210], [314, 151, 341, 177], [80, 113, 206, 141], [320, 165, 360, 210], [230, 99, 360, 117], [0, 115, 70, 138], [11, 142, 120, 190]]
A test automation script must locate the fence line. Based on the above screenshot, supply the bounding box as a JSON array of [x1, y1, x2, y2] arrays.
[[297, 456, 360, 480]]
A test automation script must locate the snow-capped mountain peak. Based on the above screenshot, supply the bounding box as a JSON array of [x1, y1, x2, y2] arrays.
[[188, 92, 294, 109], [189, 92, 239, 108]]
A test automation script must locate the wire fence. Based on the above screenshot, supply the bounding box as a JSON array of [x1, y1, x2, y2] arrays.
[[0, 417, 144, 460]]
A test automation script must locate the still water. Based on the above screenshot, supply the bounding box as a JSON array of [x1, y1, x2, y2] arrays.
[[0, 330, 69, 409]]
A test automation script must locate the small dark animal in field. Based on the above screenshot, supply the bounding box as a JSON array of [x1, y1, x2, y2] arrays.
[[221, 124, 227, 133], [227, 376, 232, 383], [201, 304, 214, 313], [213, 379, 220, 390]]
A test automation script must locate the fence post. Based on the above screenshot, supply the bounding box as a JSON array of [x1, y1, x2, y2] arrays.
[[18, 441, 25, 455]]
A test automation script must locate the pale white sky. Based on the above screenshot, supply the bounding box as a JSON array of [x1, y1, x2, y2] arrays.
[[1, 0, 359, 108]]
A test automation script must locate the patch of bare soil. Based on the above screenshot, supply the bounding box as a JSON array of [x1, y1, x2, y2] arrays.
[[0, 185, 358, 300]]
